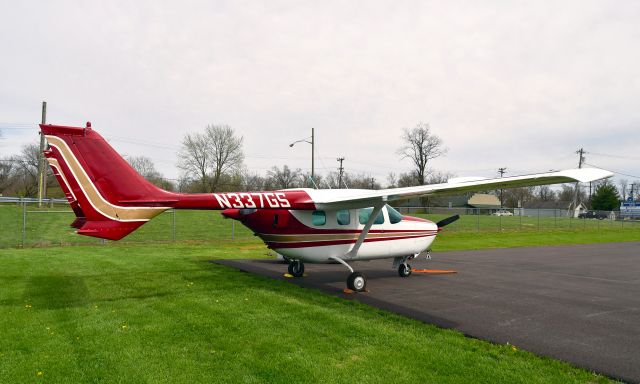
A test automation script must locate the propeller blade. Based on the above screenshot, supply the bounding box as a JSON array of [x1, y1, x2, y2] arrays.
[[436, 214, 460, 228]]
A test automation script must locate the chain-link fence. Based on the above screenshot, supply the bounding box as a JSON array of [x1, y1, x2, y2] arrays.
[[397, 206, 639, 233], [1, 202, 638, 248]]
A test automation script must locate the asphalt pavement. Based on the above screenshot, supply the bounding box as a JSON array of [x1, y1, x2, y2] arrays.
[[216, 242, 640, 383]]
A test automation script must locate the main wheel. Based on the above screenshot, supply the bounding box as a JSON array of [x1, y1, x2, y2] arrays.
[[398, 263, 412, 277], [347, 272, 367, 292], [288, 260, 305, 277]]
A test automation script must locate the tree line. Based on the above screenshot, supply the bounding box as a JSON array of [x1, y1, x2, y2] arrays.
[[0, 124, 634, 211]]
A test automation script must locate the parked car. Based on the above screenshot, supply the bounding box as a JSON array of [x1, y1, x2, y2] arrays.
[[578, 211, 608, 220], [492, 209, 513, 216]]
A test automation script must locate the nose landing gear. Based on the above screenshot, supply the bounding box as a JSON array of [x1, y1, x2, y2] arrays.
[[398, 263, 412, 277]]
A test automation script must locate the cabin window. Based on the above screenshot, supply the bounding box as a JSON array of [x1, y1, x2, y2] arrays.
[[273, 214, 279, 227], [312, 210, 326, 226], [336, 210, 350, 225], [387, 205, 403, 224], [358, 207, 384, 225]]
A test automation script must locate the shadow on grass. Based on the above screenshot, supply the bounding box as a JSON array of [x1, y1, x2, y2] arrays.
[[23, 275, 90, 309]]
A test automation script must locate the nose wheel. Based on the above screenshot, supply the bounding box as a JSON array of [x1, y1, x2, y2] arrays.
[[288, 260, 305, 277], [398, 263, 412, 277]]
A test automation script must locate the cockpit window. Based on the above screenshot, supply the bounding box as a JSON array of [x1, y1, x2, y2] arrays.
[[312, 210, 326, 226], [358, 207, 384, 225], [336, 210, 350, 225], [387, 205, 403, 224]]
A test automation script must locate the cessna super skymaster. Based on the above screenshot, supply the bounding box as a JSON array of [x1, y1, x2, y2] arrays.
[[40, 123, 612, 292]]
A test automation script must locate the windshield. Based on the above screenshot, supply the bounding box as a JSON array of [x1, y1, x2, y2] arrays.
[[387, 205, 403, 224]]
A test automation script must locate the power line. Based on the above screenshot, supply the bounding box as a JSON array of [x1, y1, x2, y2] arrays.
[[583, 162, 640, 179]]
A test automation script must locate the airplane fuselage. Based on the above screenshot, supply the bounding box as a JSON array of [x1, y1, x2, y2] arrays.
[[222, 205, 438, 263]]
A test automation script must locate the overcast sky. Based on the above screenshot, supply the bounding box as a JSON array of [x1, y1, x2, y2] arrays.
[[1, 0, 638, 187]]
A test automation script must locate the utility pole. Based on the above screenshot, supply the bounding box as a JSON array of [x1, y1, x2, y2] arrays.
[[576, 148, 585, 168], [311, 128, 314, 185], [370, 177, 375, 189], [574, 148, 586, 210], [37, 101, 47, 207], [337, 157, 345, 189], [498, 167, 507, 207]]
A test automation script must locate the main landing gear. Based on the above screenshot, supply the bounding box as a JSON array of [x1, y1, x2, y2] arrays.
[[287, 260, 305, 277], [287, 257, 367, 292], [330, 256, 367, 292]]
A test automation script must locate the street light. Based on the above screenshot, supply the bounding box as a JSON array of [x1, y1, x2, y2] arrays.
[[289, 128, 314, 186]]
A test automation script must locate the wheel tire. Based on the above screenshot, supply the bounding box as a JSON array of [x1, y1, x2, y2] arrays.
[[398, 263, 412, 277], [347, 272, 367, 292], [288, 261, 304, 277]]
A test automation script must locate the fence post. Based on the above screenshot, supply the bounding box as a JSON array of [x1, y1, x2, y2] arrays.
[[22, 201, 26, 248], [519, 208, 522, 230], [172, 209, 176, 242]]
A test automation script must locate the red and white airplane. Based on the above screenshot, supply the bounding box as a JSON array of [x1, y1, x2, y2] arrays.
[[41, 123, 612, 292]]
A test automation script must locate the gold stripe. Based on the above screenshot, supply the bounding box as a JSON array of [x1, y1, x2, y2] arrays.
[[46, 135, 168, 222], [47, 158, 77, 201]]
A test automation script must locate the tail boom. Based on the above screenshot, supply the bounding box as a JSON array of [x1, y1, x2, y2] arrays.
[[41, 123, 315, 240]]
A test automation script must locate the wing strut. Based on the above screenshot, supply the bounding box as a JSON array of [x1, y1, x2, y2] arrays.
[[346, 202, 385, 259]]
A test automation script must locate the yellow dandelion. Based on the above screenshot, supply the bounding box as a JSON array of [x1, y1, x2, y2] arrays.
[[25, 304, 32, 308], [121, 324, 128, 330], [37, 371, 43, 377]]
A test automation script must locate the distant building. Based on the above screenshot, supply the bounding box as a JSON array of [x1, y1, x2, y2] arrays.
[[467, 194, 501, 210], [620, 198, 640, 219], [514, 201, 586, 217]]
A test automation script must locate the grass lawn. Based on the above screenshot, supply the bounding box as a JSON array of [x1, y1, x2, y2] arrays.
[[0, 239, 620, 383], [2, 203, 639, 248]]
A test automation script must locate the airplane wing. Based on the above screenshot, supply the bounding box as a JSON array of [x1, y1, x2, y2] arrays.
[[309, 168, 613, 210]]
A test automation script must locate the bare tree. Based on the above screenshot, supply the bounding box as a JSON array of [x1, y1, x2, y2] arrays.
[[425, 170, 454, 185], [536, 185, 555, 201], [386, 172, 397, 188], [177, 124, 244, 192], [177, 132, 210, 192], [503, 187, 535, 208], [206, 125, 244, 192], [396, 122, 447, 185], [243, 172, 266, 191], [267, 165, 302, 189], [618, 179, 629, 201], [3, 144, 41, 196], [126, 155, 174, 191], [344, 173, 381, 189]]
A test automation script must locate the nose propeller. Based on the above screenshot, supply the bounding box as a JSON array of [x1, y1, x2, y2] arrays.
[[436, 214, 460, 228]]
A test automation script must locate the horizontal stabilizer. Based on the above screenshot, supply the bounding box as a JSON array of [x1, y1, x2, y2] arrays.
[[70, 217, 86, 229], [77, 221, 146, 241]]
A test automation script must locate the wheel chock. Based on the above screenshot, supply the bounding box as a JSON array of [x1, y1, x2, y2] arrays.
[[411, 269, 457, 274], [283, 273, 309, 278], [342, 288, 369, 294]]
